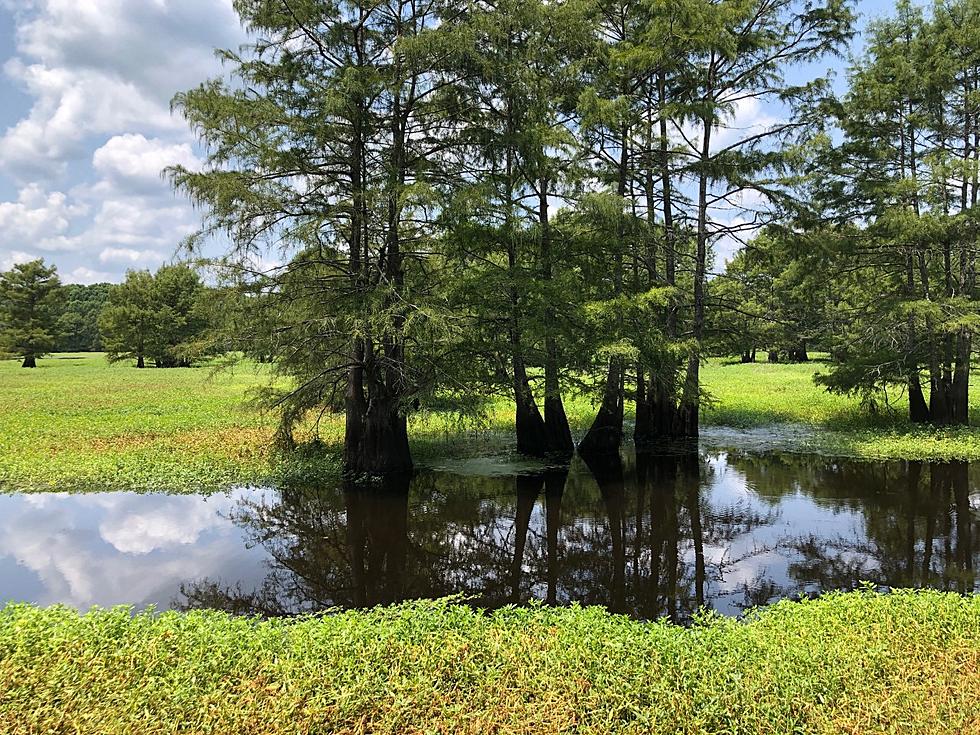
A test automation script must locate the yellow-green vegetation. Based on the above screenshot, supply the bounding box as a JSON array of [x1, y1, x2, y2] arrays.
[[0, 354, 276, 492], [0, 590, 977, 734], [698, 359, 980, 460], [6, 353, 980, 493]]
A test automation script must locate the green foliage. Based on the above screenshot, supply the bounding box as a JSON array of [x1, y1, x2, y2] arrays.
[[0, 259, 62, 365], [54, 283, 111, 352], [0, 591, 978, 734], [99, 264, 211, 368]]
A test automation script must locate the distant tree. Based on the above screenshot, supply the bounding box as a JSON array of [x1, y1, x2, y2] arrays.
[[149, 265, 209, 367], [0, 259, 63, 368], [99, 264, 209, 368], [55, 283, 112, 352], [99, 270, 157, 368]]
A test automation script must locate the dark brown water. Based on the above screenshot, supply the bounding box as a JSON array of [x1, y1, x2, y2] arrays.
[[1, 449, 977, 620]]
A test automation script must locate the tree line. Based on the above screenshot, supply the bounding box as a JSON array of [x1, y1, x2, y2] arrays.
[[0, 260, 213, 369], [6, 0, 979, 477]]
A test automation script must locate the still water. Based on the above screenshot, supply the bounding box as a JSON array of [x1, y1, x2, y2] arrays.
[[1, 450, 977, 620]]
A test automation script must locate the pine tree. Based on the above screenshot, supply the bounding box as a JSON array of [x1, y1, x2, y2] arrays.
[[0, 259, 62, 368]]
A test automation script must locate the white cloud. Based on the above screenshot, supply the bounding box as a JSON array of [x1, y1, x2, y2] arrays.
[[0, 490, 268, 609], [63, 265, 115, 285], [93, 134, 200, 191], [0, 1, 241, 181], [99, 247, 165, 265], [0, 0, 244, 281], [0, 249, 35, 269], [0, 183, 86, 244]]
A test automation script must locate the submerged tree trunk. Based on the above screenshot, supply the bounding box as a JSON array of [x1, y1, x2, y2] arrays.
[[579, 357, 625, 455], [544, 468, 566, 605], [909, 372, 930, 423], [583, 451, 626, 613], [511, 474, 542, 603]]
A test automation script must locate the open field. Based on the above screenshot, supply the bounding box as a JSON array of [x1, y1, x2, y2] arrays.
[[5, 353, 980, 492], [1, 590, 977, 734]]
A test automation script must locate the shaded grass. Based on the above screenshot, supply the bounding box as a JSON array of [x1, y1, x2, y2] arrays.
[[1, 590, 978, 734], [6, 353, 980, 493]]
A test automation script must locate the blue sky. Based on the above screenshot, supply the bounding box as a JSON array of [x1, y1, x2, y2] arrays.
[[0, 0, 893, 284]]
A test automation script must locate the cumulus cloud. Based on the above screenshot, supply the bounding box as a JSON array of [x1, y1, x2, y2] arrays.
[[0, 0, 243, 281], [0, 183, 86, 244], [93, 134, 201, 192]]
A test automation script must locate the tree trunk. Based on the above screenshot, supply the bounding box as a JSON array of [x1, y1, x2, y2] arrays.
[[951, 330, 970, 425], [909, 372, 930, 423], [21, 354, 36, 368], [136, 354, 145, 369], [513, 352, 549, 457], [634, 363, 653, 446], [578, 357, 624, 455], [677, 113, 712, 440], [539, 175, 574, 457], [362, 402, 412, 476]]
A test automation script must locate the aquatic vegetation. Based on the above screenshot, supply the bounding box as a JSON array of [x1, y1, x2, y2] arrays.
[[6, 354, 980, 494], [0, 590, 977, 734]]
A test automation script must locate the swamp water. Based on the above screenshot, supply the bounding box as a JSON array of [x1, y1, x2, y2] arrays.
[[1, 449, 977, 621]]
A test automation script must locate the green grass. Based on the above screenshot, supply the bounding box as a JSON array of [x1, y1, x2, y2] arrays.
[[0, 354, 276, 492], [0, 590, 977, 734], [698, 358, 980, 460], [5, 353, 980, 493]]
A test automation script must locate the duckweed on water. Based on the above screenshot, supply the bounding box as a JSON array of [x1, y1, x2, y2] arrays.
[[7, 354, 980, 493], [0, 590, 978, 734]]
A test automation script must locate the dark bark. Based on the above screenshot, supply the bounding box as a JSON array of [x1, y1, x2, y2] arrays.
[[513, 352, 549, 456], [359, 395, 413, 476], [539, 175, 574, 457], [909, 372, 930, 423], [136, 354, 145, 369], [634, 363, 652, 446], [787, 342, 808, 362], [768, 350, 780, 363], [582, 116, 629, 454], [677, 113, 712, 441], [951, 331, 970, 425], [578, 357, 624, 455], [21, 354, 36, 368]]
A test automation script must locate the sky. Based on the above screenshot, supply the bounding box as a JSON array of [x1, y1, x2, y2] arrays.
[[0, 0, 893, 285]]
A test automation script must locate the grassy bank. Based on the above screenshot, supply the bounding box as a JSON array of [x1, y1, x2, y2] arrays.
[[1, 590, 977, 734], [5, 353, 980, 492]]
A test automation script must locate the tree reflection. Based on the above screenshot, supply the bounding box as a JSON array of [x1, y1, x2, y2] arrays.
[[725, 452, 978, 596], [178, 450, 979, 621]]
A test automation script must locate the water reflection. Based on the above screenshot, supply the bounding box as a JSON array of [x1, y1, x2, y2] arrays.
[[1, 452, 977, 619]]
